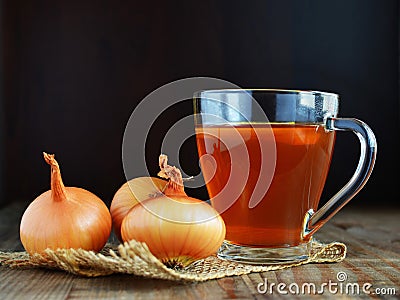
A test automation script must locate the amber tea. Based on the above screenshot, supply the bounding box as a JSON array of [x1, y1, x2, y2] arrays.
[[194, 89, 376, 264], [196, 124, 336, 247]]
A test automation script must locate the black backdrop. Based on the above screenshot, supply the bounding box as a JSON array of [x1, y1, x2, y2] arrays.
[[0, 0, 399, 208]]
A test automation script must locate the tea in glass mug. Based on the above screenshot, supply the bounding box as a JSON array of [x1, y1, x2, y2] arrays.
[[194, 89, 376, 264]]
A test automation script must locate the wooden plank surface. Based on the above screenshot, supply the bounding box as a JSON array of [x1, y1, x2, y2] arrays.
[[0, 202, 399, 299]]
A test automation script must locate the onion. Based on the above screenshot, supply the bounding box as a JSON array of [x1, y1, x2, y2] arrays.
[[19, 153, 112, 255], [110, 177, 167, 242], [121, 154, 226, 268]]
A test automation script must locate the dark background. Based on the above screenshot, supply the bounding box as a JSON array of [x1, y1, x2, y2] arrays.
[[0, 0, 398, 209]]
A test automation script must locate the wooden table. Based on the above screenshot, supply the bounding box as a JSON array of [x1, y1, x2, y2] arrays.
[[0, 202, 399, 299]]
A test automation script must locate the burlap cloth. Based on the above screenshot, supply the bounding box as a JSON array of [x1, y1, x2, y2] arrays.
[[0, 240, 346, 282]]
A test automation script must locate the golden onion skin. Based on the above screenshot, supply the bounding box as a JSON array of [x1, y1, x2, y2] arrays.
[[121, 196, 226, 267]]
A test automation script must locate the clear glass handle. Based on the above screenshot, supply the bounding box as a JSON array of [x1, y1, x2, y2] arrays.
[[303, 117, 377, 239]]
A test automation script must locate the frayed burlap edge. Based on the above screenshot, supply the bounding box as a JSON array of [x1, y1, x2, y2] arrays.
[[0, 240, 346, 282]]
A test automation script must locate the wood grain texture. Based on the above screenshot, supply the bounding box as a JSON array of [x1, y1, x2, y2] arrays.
[[0, 202, 399, 299]]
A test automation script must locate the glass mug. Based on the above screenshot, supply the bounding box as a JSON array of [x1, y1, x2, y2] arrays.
[[193, 89, 377, 264]]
